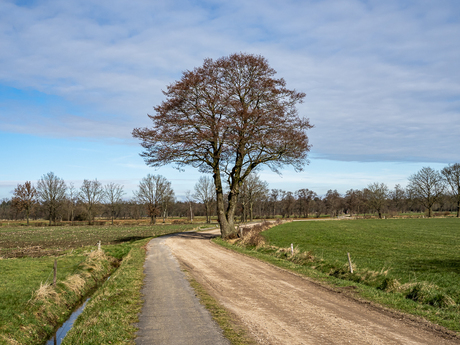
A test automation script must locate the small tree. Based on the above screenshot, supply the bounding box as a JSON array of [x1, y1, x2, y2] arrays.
[[66, 183, 79, 225], [441, 163, 460, 218], [365, 182, 389, 219], [240, 173, 268, 222], [104, 182, 125, 225], [193, 176, 214, 223], [135, 174, 172, 224], [161, 185, 174, 223], [296, 188, 316, 218], [407, 167, 445, 217], [12, 181, 37, 225], [79, 179, 104, 225], [133, 53, 312, 238], [37, 172, 67, 225]]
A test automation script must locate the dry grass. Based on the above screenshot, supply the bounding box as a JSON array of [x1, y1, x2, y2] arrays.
[[62, 274, 86, 296], [30, 282, 61, 305]]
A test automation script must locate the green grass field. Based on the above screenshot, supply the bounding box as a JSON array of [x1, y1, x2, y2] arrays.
[[262, 218, 460, 296]]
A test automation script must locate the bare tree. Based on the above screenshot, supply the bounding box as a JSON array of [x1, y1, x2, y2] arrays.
[[161, 186, 174, 223], [242, 173, 268, 222], [185, 190, 195, 222], [135, 174, 172, 224], [441, 163, 460, 217], [79, 179, 104, 225], [37, 172, 67, 225], [133, 53, 312, 238], [193, 176, 214, 223], [407, 167, 445, 217], [12, 181, 37, 225], [389, 184, 407, 214], [66, 182, 78, 225], [296, 188, 316, 218], [324, 189, 342, 217], [104, 182, 125, 225], [270, 189, 280, 218], [365, 182, 389, 219]]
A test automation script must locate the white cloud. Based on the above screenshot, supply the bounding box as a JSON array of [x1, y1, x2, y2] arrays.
[[0, 0, 459, 162]]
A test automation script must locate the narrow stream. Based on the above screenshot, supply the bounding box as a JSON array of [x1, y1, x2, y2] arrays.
[[46, 298, 89, 345], [45, 276, 111, 345]]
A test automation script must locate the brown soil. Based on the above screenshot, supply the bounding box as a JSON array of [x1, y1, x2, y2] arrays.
[[166, 230, 460, 345]]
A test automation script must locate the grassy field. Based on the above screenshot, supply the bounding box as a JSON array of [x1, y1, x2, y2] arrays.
[[0, 223, 198, 344], [218, 218, 460, 333], [262, 218, 460, 293]]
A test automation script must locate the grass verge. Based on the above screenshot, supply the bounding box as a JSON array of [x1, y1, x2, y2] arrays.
[[186, 272, 257, 345], [61, 238, 149, 344]]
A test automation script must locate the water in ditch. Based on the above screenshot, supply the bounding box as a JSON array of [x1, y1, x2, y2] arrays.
[[46, 298, 89, 345], [45, 276, 111, 344]]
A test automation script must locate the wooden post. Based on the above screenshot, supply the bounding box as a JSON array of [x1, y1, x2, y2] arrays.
[[347, 252, 353, 273], [291, 243, 294, 256], [98, 241, 101, 251], [239, 227, 243, 238], [53, 259, 57, 285]]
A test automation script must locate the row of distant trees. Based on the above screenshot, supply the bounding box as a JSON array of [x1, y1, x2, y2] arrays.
[[1, 172, 176, 225], [232, 164, 460, 220], [204, 164, 460, 220], [1, 164, 459, 224]]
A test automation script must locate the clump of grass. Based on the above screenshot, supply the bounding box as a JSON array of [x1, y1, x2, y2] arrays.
[[31, 282, 61, 305], [62, 274, 86, 296], [403, 282, 456, 308]]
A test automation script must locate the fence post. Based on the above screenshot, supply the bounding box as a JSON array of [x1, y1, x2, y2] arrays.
[[98, 241, 101, 251], [291, 243, 294, 256], [347, 252, 353, 273], [53, 259, 57, 285]]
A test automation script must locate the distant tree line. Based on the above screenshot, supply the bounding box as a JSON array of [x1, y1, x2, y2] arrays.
[[1, 164, 459, 223]]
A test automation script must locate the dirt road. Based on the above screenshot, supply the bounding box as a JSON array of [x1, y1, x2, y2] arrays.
[[166, 230, 459, 345]]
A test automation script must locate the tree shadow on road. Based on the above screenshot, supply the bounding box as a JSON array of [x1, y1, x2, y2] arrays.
[[172, 232, 220, 241]]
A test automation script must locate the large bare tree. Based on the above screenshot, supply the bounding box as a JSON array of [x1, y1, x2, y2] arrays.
[[79, 179, 104, 225], [12, 181, 37, 225], [441, 163, 460, 217], [133, 53, 312, 238], [407, 167, 445, 217], [37, 172, 67, 225], [134, 174, 172, 224]]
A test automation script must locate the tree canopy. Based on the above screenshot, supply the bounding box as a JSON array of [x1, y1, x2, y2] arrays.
[[133, 53, 313, 238]]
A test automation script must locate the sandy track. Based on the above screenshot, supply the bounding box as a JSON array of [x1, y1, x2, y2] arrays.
[[165, 230, 459, 345]]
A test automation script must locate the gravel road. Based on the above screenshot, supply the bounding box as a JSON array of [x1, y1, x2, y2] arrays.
[[164, 229, 460, 345]]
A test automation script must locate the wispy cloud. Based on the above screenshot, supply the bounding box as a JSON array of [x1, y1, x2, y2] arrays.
[[0, 0, 459, 163]]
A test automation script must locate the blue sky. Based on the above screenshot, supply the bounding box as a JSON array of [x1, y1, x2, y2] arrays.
[[1, 0, 459, 200]]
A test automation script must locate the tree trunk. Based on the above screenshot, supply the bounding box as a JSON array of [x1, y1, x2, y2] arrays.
[[214, 170, 238, 239]]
